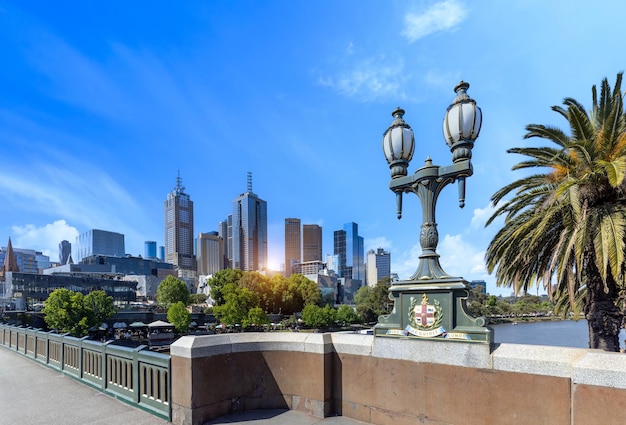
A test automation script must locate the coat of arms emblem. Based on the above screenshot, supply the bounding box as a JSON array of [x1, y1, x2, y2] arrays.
[[407, 293, 444, 336]]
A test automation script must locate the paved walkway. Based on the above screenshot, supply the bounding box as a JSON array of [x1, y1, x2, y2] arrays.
[[0, 346, 366, 425]]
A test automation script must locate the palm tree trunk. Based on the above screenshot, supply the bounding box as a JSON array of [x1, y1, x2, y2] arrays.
[[584, 259, 622, 351]]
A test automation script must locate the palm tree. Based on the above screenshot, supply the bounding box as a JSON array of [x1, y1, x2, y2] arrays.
[[486, 73, 626, 351]]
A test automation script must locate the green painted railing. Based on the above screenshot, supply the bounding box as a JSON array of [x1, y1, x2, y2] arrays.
[[0, 323, 171, 421]]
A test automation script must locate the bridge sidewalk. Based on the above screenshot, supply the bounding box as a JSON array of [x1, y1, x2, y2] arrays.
[[0, 345, 169, 425], [0, 346, 366, 425]]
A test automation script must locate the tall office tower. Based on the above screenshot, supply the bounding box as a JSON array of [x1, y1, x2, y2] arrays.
[[76, 229, 125, 262], [59, 240, 71, 265], [144, 241, 157, 259], [197, 232, 224, 276], [231, 172, 268, 271], [218, 219, 231, 269], [158, 246, 165, 261], [366, 247, 391, 286], [164, 174, 196, 271], [302, 224, 322, 262], [333, 222, 364, 283], [284, 218, 301, 277]]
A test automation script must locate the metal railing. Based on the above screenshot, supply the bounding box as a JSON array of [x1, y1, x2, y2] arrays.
[[0, 323, 171, 421]]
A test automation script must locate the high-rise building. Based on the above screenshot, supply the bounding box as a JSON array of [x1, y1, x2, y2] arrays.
[[366, 248, 391, 286], [284, 218, 301, 277], [302, 224, 322, 262], [230, 172, 268, 271], [158, 246, 165, 261], [59, 240, 71, 265], [144, 241, 157, 259], [197, 232, 224, 276], [76, 229, 125, 262], [164, 174, 196, 271], [333, 222, 364, 283], [218, 219, 231, 269]]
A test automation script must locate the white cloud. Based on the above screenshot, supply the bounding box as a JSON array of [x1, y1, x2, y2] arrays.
[[318, 55, 408, 102], [403, 0, 468, 43], [364, 236, 393, 253], [438, 233, 487, 279], [11, 220, 79, 260], [470, 204, 495, 229]]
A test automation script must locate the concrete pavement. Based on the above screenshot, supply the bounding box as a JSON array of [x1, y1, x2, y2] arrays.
[[0, 346, 367, 425], [0, 345, 169, 425]]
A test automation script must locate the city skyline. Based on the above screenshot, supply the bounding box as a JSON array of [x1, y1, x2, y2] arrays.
[[1, 1, 625, 296]]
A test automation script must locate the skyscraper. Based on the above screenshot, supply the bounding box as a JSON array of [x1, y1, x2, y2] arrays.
[[230, 173, 268, 271], [284, 218, 301, 277], [197, 232, 224, 276], [58, 240, 71, 265], [302, 224, 322, 262], [366, 248, 391, 286], [76, 229, 125, 262], [144, 241, 157, 259], [164, 173, 196, 271], [218, 219, 231, 269], [333, 222, 364, 283]]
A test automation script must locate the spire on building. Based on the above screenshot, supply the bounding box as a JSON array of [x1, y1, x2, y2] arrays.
[[175, 170, 185, 195], [0, 237, 20, 280], [247, 171, 253, 193]]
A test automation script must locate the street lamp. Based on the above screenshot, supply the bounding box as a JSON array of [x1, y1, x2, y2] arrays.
[[376, 81, 492, 343]]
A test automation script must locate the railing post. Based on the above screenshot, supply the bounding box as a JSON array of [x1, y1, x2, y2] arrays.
[[102, 340, 112, 392], [132, 345, 147, 404], [79, 336, 89, 379]]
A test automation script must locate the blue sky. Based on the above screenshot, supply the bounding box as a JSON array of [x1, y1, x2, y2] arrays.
[[1, 1, 625, 296]]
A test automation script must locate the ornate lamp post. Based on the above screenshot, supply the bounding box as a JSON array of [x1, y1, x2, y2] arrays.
[[375, 81, 492, 343]]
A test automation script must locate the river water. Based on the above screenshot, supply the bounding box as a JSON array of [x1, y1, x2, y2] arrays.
[[492, 319, 626, 348]]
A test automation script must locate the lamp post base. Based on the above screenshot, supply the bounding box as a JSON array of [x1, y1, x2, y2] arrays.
[[374, 277, 493, 344]]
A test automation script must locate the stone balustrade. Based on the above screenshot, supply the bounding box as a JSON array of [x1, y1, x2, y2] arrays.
[[171, 332, 626, 425]]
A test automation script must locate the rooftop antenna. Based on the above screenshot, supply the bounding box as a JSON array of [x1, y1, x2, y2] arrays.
[[175, 170, 185, 194], [247, 171, 252, 193]]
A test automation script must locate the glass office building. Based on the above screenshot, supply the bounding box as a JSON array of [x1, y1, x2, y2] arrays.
[[76, 229, 125, 262]]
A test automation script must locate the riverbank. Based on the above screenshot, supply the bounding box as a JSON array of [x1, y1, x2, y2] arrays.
[[487, 315, 584, 325]]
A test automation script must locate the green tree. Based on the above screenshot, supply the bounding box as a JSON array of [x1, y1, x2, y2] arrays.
[[83, 290, 116, 328], [189, 294, 208, 305], [302, 304, 336, 328], [167, 301, 191, 333], [212, 283, 260, 325], [244, 306, 270, 327], [354, 281, 392, 323], [486, 73, 626, 351], [43, 288, 116, 337], [290, 274, 322, 308], [157, 275, 190, 308], [336, 304, 358, 325], [207, 269, 244, 306]]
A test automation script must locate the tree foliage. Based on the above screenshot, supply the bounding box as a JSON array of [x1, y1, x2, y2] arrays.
[[208, 269, 321, 316], [486, 73, 626, 350], [336, 304, 359, 325], [43, 288, 116, 337], [207, 269, 244, 305], [244, 306, 270, 327], [301, 304, 336, 328], [212, 283, 260, 325], [189, 293, 208, 305], [157, 275, 190, 308], [167, 301, 191, 333], [354, 281, 392, 323]]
